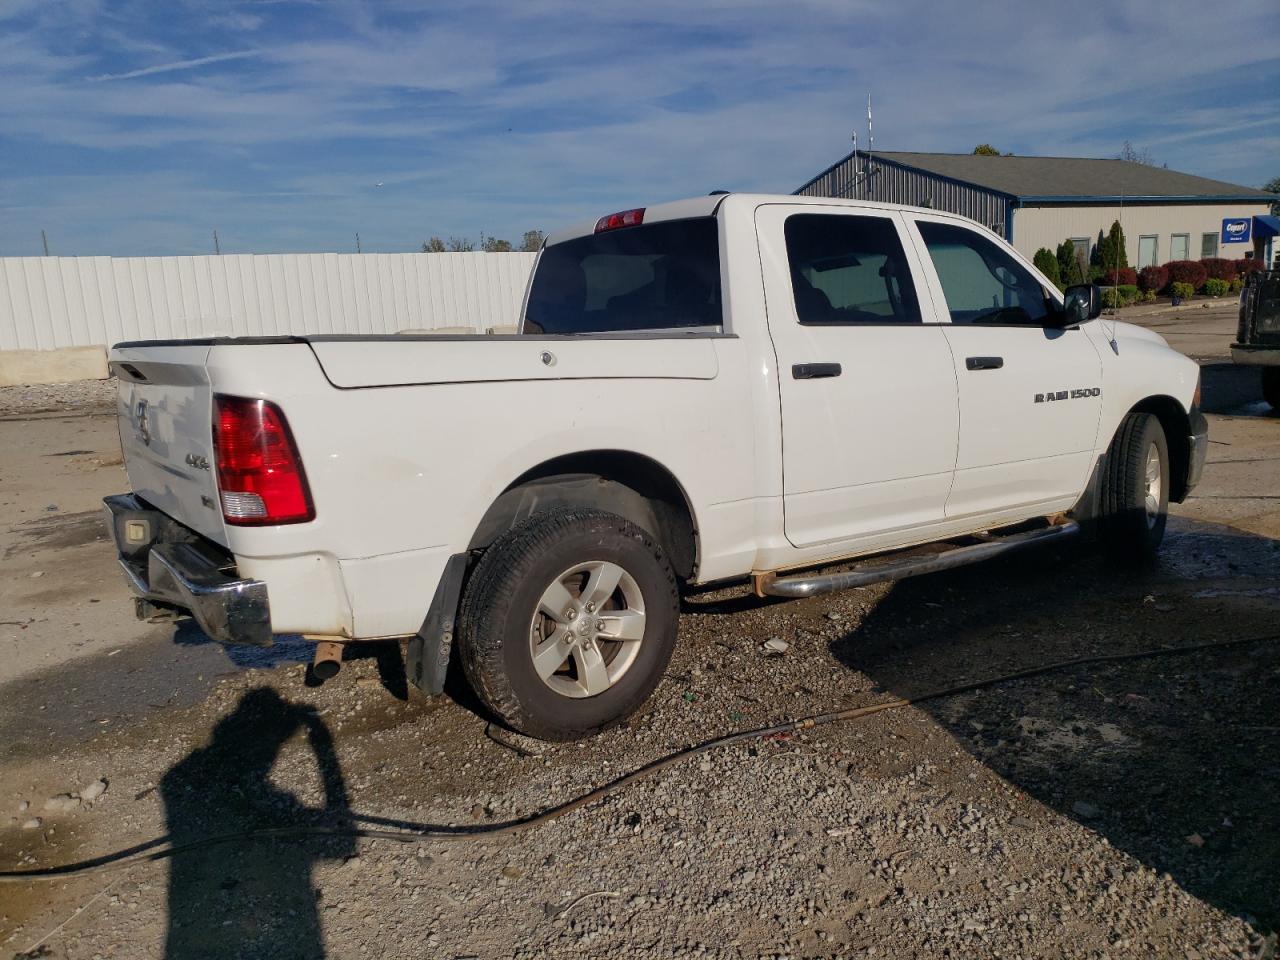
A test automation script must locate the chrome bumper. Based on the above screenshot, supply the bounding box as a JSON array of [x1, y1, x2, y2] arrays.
[[103, 494, 272, 646]]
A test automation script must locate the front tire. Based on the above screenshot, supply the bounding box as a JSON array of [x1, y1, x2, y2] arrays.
[[457, 509, 679, 741], [1098, 412, 1169, 565]]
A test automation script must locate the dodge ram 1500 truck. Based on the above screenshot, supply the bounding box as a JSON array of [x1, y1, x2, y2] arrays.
[[104, 193, 1207, 740]]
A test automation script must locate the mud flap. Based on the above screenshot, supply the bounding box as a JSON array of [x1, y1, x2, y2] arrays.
[[406, 553, 468, 696]]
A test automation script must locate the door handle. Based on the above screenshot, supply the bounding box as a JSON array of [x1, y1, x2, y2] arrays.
[[792, 362, 842, 379], [965, 356, 1004, 371]]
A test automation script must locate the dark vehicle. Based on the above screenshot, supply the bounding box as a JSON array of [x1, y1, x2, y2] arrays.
[[1233, 269, 1280, 410]]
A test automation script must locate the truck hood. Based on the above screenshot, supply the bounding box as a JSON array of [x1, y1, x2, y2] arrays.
[[1109, 321, 1170, 350]]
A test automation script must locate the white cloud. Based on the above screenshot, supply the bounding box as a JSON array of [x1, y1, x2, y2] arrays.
[[87, 49, 263, 82], [1, 0, 1277, 254]]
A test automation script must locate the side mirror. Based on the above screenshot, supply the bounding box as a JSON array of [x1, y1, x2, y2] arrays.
[[1062, 283, 1102, 325]]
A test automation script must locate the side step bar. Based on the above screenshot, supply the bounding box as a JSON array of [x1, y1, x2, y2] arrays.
[[753, 520, 1080, 599]]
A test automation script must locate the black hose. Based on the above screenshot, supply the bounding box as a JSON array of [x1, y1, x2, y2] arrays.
[[2, 632, 1275, 883]]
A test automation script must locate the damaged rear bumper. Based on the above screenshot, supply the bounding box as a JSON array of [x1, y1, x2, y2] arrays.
[[103, 494, 272, 646]]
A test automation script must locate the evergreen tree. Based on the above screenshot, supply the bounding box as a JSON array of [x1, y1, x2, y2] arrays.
[[1090, 229, 1106, 269], [1057, 239, 1081, 284], [1033, 248, 1061, 286], [1104, 220, 1128, 270]]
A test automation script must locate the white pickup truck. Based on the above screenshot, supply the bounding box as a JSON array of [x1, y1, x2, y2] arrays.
[[105, 193, 1207, 740]]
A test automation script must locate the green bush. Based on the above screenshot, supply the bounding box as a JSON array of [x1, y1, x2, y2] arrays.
[[1138, 289, 1156, 303], [1057, 239, 1086, 284], [1033, 248, 1060, 285], [1229, 278, 1243, 293], [1171, 282, 1195, 301], [1203, 278, 1229, 297], [1100, 287, 1125, 309]]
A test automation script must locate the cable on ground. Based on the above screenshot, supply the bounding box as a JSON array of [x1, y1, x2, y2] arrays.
[[2, 632, 1275, 883]]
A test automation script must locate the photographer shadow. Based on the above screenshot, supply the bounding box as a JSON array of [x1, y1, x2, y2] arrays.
[[160, 687, 354, 959]]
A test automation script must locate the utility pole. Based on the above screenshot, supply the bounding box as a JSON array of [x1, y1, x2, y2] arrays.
[[41, 230, 49, 257], [213, 230, 221, 255], [355, 232, 362, 254]]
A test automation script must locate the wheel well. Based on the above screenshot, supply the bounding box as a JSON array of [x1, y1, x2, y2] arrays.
[[1129, 395, 1191, 502], [468, 451, 698, 580]]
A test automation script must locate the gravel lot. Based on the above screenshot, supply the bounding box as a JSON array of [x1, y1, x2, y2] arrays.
[[2, 304, 1277, 959], [0, 378, 117, 420]]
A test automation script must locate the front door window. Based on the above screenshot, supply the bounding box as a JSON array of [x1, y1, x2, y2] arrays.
[[914, 220, 1053, 326]]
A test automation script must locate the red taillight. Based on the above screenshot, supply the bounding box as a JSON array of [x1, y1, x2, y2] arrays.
[[594, 207, 645, 232], [212, 396, 314, 526]]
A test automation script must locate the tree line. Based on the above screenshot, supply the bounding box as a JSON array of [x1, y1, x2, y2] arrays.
[[422, 229, 545, 253]]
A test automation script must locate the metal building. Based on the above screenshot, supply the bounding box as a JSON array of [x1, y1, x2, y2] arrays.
[[796, 150, 1279, 268]]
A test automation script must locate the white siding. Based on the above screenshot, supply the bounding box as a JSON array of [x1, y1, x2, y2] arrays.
[[0, 252, 537, 351], [1011, 202, 1270, 266]]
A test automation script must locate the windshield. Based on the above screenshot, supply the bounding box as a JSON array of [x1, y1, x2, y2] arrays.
[[524, 217, 722, 334]]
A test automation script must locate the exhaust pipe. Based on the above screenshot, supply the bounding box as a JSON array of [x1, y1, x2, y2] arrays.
[[311, 640, 343, 680]]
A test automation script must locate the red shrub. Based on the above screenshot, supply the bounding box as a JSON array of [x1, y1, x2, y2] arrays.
[[1137, 265, 1168, 292], [1199, 258, 1238, 282], [1165, 260, 1208, 290], [1097, 266, 1137, 285], [1237, 258, 1264, 278]]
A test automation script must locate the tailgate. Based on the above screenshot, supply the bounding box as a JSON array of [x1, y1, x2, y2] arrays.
[[110, 344, 227, 545]]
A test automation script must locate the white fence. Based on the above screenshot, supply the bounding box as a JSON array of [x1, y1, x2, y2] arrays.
[[0, 252, 538, 351]]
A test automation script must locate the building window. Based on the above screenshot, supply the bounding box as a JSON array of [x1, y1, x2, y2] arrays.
[[1170, 234, 1190, 262], [1070, 238, 1090, 281], [1201, 232, 1219, 258], [1138, 235, 1158, 269]]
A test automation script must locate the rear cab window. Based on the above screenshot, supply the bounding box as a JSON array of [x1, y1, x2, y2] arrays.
[[524, 218, 722, 334]]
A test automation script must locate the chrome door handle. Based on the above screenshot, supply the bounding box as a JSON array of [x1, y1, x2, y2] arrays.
[[792, 362, 842, 379], [965, 356, 1004, 371]]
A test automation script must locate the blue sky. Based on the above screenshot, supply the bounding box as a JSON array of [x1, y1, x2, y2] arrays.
[[2, 0, 1277, 256]]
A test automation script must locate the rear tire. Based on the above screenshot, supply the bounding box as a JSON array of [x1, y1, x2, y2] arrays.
[[1263, 368, 1280, 412], [1098, 412, 1169, 566], [457, 508, 678, 741]]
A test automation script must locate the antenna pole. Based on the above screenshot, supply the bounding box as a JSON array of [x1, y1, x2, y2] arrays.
[[866, 94, 874, 199], [213, 229, 221, 255], [850, 131, 858, 199], [41, 229, 49, 257], [355, 232, 362, 254]]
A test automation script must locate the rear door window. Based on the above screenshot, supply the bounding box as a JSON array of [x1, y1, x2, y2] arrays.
[[783, 214, 921, 324], [524, 218, 722, 334]]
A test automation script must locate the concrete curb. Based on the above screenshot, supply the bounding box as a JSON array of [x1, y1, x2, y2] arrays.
[[0, 346, 109, 387]]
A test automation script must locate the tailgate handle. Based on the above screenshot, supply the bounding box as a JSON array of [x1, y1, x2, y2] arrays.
[[792, 362, 842, 380], [965, 356, 1004, 371]]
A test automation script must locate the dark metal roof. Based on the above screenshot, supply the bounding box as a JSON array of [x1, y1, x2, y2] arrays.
[[798, 150, 1277, 203]]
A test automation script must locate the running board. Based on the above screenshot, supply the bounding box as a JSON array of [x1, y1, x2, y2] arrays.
[[753, 520, 1080, 599]]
